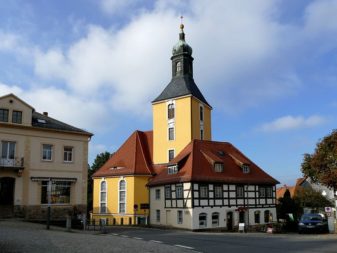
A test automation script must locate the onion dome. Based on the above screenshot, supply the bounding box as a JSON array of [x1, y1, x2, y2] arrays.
[[172, 24, 193, 56]]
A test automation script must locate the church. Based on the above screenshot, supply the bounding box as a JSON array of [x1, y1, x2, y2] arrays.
[[92, 23, 279, 230]]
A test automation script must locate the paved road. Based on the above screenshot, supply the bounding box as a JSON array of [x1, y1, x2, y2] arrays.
[[0, 220, 192, 253], [102, 226, 337, 253], [1, 220, 337, 253]]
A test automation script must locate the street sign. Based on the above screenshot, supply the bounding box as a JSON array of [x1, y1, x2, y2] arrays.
[[325, 207, 332, 213]]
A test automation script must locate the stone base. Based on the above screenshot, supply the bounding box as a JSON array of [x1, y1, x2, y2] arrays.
[[11, 204, 87, 221]]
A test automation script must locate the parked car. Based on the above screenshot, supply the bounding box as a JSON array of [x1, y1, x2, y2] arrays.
[[298, 213, 329, 234]]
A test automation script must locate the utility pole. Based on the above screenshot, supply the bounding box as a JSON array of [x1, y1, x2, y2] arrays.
[[46, 179, 51, 230]]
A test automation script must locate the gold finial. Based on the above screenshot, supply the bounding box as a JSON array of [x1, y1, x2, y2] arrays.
[[180, 16, 184, 31]]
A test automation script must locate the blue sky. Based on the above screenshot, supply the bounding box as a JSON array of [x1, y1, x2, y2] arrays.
[[1, 0, 337, 186]]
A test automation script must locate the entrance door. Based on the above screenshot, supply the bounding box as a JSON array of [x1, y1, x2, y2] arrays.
[[0, 177, 15, 205], [0, 177, 15, 217], [227, 212, 233, 231]]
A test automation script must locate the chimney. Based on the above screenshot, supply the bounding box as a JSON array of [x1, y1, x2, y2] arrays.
[[43, 112, 48, 116]]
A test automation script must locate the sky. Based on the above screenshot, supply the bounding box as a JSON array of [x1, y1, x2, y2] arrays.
[[1, 0, 337, 186]]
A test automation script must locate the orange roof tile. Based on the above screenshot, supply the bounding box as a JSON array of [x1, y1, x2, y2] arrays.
[[92, 130, 154, 177], [148, 139, 279, 186]]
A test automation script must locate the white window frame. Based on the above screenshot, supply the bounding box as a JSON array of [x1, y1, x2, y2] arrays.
[[168, 126, 175, 141], [177, 210, 183, 224], [1, 141, 16, 160], [236, 186, 244, 198], [156, 210, 160, 222], [214, 185, 223, 198], [199, 184, 208, 198], [176, 61, 182, 74], [155, 189, 161, 200], [119, 179, 126, 214], [168, 165, 178, 175], [168, 149, 175, 162], [199, 213, 207, 228], [176, 184, 183, 199], [242, 164, 250, 173], [212, 212, 219, 227], [100, 180, 107, 214], [63, 146, 73, 162], [214, 162, 224, 172], [167, 102, 175, 120], [42, 144, 53, 161], [165, 185, 171, 199]]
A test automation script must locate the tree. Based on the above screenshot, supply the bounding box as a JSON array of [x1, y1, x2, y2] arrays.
[[301, 129, 337, 189], [294, 187, 333, 209], [87, 151, 111, 213]]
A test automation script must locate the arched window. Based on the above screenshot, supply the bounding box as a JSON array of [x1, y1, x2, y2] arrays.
[[199, 105, 204, 122], [254, 211, 260, 224], [119, 180, 126, 213], [100, 181, 107, 213], [264, 210, 271, 223], [168, 103, 175, 119], [212, 212, 219, 227], [199, 213, 207, 228], [176, 61, 182, 74]]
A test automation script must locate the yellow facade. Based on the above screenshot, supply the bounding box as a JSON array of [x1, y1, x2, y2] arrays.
[[153, 95, 211, 164], [92, 175, 150, 225]]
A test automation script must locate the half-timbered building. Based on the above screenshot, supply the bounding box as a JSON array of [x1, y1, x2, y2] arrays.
[[148, 140, 278, 230]]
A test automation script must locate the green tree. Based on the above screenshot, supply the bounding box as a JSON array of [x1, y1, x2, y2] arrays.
[[301, 129, 337, 189], [294, 187, 333, 209], [87, 151, 111, 213]]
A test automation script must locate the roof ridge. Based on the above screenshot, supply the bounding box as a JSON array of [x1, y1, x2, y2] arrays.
[[136, 131, 153, 175]]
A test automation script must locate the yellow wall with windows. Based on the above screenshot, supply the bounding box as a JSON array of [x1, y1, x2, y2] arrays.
[[153, 96, 212, 164], [92, 175, 150, 225]]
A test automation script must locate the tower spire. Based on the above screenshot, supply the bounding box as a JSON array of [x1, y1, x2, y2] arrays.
[[179, 16, 185, 41]]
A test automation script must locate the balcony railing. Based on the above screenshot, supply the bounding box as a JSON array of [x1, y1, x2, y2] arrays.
[[0, 157, 24, 168]]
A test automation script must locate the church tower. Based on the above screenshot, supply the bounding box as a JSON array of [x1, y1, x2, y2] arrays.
[[152, 23, 212, 164]]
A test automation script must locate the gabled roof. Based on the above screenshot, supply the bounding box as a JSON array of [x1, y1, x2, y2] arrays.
[[93, 131, 154, 177], [32, 112, 92, 136], [152, 76, 211, 108], [276, 185, 296, 200], [0, 93, 34, 109], [148, 139, 279, 186]]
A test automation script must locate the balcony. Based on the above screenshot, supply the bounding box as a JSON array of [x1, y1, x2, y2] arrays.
[[0, 157, 24, 169]]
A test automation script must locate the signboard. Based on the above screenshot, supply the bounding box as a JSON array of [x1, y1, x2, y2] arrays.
[[140, 203, 149, 209]]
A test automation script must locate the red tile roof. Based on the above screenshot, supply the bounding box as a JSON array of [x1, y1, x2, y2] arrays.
[[147, 139, 279, 186], [92, 130, 154, 177]]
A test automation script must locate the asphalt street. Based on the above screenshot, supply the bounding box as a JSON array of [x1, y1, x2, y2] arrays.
[[1, 220, 337, 253]]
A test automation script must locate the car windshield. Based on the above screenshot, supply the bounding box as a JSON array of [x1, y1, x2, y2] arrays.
[[300, 214, 323, 221]]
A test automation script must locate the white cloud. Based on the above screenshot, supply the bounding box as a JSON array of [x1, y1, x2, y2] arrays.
[[99, 0, 138, 14], [258, 115, 327, 132], [0, 82, 110, 133], [0, 31, 19, 51], [2, 0, 336, 123]]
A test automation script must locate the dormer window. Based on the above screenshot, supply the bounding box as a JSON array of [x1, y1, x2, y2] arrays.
[[176, 61, 182, 75], [242, 164, 250, 174], [168, 103, 175, 119], [214, 162, 224, 172], [168, 165, 178, 175], [0, 109, 9, 122], [12, 111, 22, 124]]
